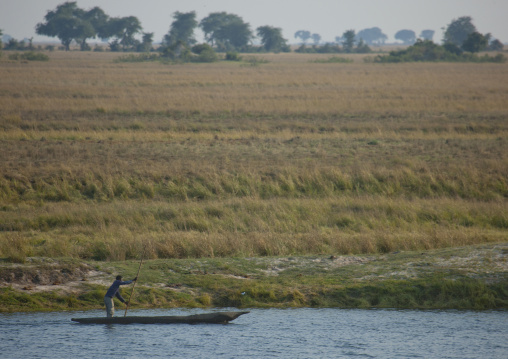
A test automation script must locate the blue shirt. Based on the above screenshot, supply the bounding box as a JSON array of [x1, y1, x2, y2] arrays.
[[105, 280, 133, 303]]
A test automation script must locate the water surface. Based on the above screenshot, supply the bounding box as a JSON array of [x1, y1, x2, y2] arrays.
[[1, 308, 506, 358]]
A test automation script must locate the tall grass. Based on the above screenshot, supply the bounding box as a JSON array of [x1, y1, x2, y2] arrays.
[[0, 52, 507, 260], [0, 197, 506, 260]]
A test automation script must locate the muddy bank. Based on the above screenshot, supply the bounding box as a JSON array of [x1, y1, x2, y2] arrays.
[[0, 259, 104, 293]]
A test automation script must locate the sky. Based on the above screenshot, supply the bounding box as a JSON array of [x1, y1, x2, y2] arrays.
[[1, 0, 507, 44]]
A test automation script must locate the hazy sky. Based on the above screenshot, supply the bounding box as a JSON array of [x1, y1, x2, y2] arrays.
[[1, 0, 507, 44]]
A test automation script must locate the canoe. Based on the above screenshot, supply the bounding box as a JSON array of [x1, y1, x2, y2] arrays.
[[71, 311, 249, 324]]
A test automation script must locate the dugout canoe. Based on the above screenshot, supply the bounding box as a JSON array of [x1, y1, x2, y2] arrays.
[[71, 311, 249, 324]]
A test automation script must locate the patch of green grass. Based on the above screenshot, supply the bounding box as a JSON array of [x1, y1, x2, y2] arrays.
[[1, 243, 505, 312], [113, 53, 160, 63], [0, 287, 91, 312], [8, 52, 50, 62], [312, 56, 353, 63]]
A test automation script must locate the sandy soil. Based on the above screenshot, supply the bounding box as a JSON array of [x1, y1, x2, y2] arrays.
[[0, 260, 109, 294]]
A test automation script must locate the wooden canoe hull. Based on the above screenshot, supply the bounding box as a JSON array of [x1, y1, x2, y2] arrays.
[[71, 311, 249, 324]]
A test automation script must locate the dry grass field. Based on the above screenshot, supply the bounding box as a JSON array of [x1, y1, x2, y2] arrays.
[[0, 51, 507, 261]]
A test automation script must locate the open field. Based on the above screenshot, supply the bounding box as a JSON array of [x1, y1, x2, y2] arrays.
[[1, 51, 508, 114], [0, 51, 507, 309]]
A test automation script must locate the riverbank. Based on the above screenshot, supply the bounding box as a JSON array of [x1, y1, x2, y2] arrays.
[[1, 242, 506, 312]]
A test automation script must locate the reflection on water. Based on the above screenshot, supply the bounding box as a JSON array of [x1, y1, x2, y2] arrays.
[[1, 308, 507, 358]]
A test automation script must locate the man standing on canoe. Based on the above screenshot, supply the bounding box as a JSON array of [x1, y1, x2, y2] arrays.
[[104, 275, 137, 317]]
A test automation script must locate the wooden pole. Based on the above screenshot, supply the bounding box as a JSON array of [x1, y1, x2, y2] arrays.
[[124, 248, 145, 317]]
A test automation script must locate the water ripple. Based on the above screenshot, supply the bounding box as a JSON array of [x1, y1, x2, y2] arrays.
[[0, 308, 507, 358]]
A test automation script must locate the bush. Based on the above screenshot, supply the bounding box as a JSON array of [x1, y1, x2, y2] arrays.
[[225, 52, 241, 61], [295, 44, 341, 54], [375, 40, 506, 63], [312, 56, 353, 64], [190, 44, 218, 63], [8, 52, 49, 61], [296, 42, 370, 54], [355, 39, 371, 53], [193, 48, 218, 63], [114, 53, 160, 63], [443, 42, 462, 55], [241, 56, 270, 66], [191, 43, 213, 55]]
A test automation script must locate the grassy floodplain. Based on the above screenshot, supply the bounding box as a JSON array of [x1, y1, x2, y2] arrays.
[[0, 51, 507, 311]]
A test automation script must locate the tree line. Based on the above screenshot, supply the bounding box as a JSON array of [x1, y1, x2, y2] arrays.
[[34, 2, 146, 51], [29, 2, 292, 53], [1, 2, 504, 57]]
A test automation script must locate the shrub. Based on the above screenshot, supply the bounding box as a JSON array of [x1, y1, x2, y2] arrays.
[[191, 43, 213, 55], [242, 56, 269, 66], [225, 52, 241, 61], [114, 53, 160, 63], [375, 40, 506, 63], [8, 51, 49, 61], [312, 56, 353, 63], [192, 48, 218, 63]]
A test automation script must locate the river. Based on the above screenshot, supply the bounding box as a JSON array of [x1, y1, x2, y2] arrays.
[[1, 308, 506, 358]]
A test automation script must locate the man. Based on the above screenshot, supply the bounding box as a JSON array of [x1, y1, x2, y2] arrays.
[[104, 275, 137, 317]]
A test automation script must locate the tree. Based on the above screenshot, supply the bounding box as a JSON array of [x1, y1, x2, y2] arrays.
[[71, 19, 96, 51], [420, 30, 435, 41], [215, 21, 252, 50], [355, 38, 371, 53], [256, 26, 289, 52], [356, 27, 387, 45], [461, 31, 489, 53], [200, 12, 252, 51], [200, 12, 251, 49], [4, 38, 25, 50], [395, 29, 416, 45], [342, 30, 356, 53], [74, 7, 110, 51], [488, 39, 504, 51], [36, 1, 94, 50], [137, 32, 153, 52], [99, 16, 142, 51], [200, 13, 220, 45], [117, 16, 142, 50], [164, 11, 197, 47], [311, 33, 321, 45], [200, 12, 226, 45], [35, 3, 116, 51], [84, 6, 109, 42], [295, 30, 311, 44], [443, 16, 476, 46]]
